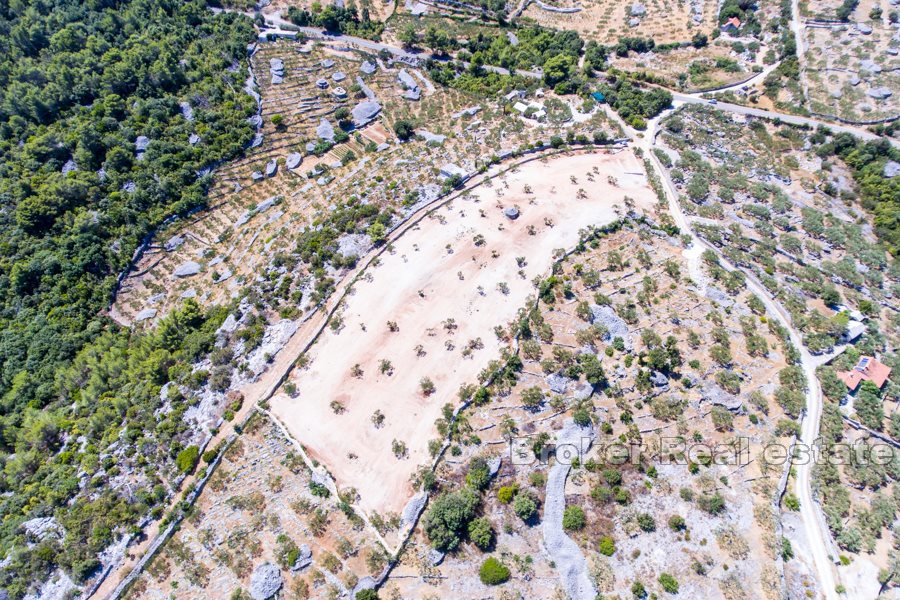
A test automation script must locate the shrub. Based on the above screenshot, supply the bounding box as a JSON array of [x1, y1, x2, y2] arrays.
[[598, 535, 616, 556], [636, 513, 656, 532], [521, 386, 544, 409], [394, 119, 415, 140], [176, 446, 200, 474], [563, 505, 586, 531], [71, 558, 101, 583], [424, 487, 480, 551], [591, 485, 613, 503], [479, 557, 510, 585], [668, 515, 686, 531], [775, 419, 800, 436], [631, 580, 647, 598], [658, 572, 679, 593], [781, 537, 794, 561], [513, 493, 537, 521], [573, 407, 591, 426], [697, 492, 726, 515], [775, 386, 805, 417], [468, 517, 494, 550], [497, 485, 518, 504], [466, 457, 491, 491], [783, 493, 800, 511], [602, 468, 622, 485], [309, 482, 330, 498]]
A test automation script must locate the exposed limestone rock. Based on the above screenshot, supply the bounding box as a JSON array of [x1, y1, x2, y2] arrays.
[[22, 517, 63, 542], [487, 456, 502, 477], [589, 305, 632, 350], [134, 308, 157, 322], [291, 544, 313, 571], [249, 563, 282, 600], [286, 153, 303, 169], [546, 372, 571, 394], [400, 491, 428, 530], [702, 383, 743, 411], [173, 261, 201, 278]]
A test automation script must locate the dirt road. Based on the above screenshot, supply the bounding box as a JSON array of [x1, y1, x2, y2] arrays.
[[643, 115, 841, 600]]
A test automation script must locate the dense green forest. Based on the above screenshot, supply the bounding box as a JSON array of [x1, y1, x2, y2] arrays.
[[0, 0, 255, 594]]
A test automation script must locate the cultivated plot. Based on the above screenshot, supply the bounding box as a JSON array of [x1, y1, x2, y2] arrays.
[[270, 150, 657, 515]]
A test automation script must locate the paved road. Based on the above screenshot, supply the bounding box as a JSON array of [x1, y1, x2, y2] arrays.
[[643, 117, 841, 600], [670, 93, 896, 146], [678, 59, 781, 97], [266, 21, 894, 147]]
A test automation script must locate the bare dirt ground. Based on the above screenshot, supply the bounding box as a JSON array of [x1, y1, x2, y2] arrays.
[[269, 150, 657, 516]]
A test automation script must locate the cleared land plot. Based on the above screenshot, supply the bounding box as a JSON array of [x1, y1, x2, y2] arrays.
[[800, 1, 900, 122], [520, 0, 716, 45], [609, 42, 758, 91], [270, 150, 657, 515], [110, 36, 617, 328]]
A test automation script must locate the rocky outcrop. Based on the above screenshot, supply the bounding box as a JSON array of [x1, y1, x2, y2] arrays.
[[542, 420, 596, 600], [316, 118, 336, 142], [22, 517, 63, 542], [400, 491, 428, 531], [173, 261, 201, 278], [487, 456, 502, 477], [352, 101, 381, 127], [546, 372, 571, 394], [336, 233, 371, 259], [291, 544, 313, 572], [249, 563, 282, 600], [702, 383, 743, 411], [134, 308, 157, 322], [286, 153, 303, 170], [589, 304, 632, 350]]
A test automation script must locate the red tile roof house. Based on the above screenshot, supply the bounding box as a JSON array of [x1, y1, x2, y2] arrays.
[[720, 17, 742, 34], [837, 356, 892, 394]]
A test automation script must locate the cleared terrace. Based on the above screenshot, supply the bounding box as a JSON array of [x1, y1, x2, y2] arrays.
[[270, 150, 657, 515]]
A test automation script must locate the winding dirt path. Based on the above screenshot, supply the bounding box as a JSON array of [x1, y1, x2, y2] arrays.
[[642, 115, 841, 600]]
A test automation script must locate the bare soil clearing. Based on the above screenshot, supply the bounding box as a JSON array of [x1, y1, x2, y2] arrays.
[[270, 150, 657, 515]]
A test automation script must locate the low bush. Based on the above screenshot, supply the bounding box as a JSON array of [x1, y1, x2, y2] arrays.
[[479, 557, 510, 585]]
